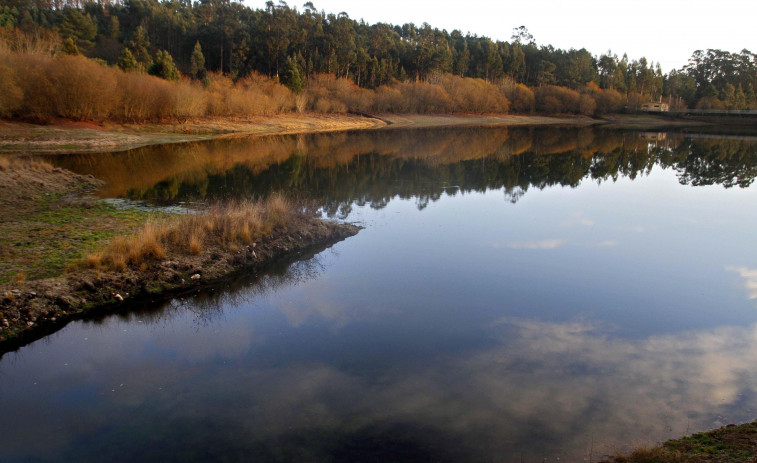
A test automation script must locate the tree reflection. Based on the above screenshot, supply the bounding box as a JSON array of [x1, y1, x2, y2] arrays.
[[44, 128, 757, 214]]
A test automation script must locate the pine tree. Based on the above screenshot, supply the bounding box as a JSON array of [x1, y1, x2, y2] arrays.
[[148, 50, 181, 81], [190, 41, 206, 79], [62, 37, 79, 55], [281, 56, 304, 92], [117, 48, 141, 72]]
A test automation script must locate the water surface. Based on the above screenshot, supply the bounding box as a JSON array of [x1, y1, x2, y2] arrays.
[[3, 127, 757, 462]]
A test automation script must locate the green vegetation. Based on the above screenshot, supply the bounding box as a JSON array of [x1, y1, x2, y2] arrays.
[[0, 1, 754, 123], [0, 158, 158, 283], [604, 421, 757, 463]]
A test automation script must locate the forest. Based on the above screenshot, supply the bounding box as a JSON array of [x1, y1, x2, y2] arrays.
[[1, 0, 756, 121]]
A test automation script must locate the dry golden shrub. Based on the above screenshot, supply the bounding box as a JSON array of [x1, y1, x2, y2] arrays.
[[498, 78, 535, 113], [84, 197, 297, 271], [204, 73, 234, 115], [534, 85, 582, 114], [594, 88, 625, 113], [581, 82, 624, 115], [170, 80, 208, 119], [12, 53, 56, 120], [437, 75, 509, 113], [373, 85, 406, 112], [205, 72, 294, 117], [47, 55, 118, 120], [0, 51, 22, 117], [114, 71, 173, 121], [393, 81, 453, 113], [306, 74, 373, 113], [0, 26, 61, 55], [578, 93, 597, 115]]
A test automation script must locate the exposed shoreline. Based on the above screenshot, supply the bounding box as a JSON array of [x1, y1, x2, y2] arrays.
[[0, 160, 360, 353], [0, 112, 706, 155], [0, 214, 359, 355]]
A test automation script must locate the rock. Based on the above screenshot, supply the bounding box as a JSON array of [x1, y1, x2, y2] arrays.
[[26, 321, 34, 327], [2, 319, 8, 327], [190, 274, 201, 280], [114, 293, 124, 301]]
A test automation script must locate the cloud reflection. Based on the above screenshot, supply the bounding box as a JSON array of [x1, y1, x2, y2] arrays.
[[507, 239, 566, 250], [6, 314, 757, 462], [726, 266, 757, 299]]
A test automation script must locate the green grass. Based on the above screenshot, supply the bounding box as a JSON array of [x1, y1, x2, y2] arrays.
[[0, 194, 161, 283], [606, 421, 757, 463]]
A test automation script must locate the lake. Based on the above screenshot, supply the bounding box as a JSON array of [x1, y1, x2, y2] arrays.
[[2, 126, 757, 462]]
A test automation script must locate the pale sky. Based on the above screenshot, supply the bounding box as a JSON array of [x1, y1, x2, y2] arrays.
[[245, 0, 756, 72]]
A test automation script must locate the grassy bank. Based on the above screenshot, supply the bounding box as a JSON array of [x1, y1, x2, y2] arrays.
[[601, 421, 757, 462], [0, 159, 359, 350]]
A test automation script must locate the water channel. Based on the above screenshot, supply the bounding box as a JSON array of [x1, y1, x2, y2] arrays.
[[2, 126, 757, 462]]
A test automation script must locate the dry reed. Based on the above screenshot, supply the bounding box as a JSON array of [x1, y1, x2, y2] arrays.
[[83, 194, 295, 271]]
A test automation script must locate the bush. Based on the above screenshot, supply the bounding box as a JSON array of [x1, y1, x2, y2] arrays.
[[306, 74, 373, 113], [499, 79, 535, 113], [437, 75, 509, 113], [0, 50, 22, 117], [534, 85, 581, 114]]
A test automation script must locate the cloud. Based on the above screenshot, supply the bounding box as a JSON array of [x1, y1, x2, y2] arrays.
[[507, 239, 566, 250], [560, 213, 595, 227], [726, 266, 757, 299]]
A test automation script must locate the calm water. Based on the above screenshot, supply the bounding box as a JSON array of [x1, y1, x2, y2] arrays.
[[3, 127, 757, 462]]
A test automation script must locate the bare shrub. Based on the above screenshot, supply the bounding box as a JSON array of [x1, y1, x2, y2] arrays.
[[498, 78, 535, 113], [373, 85, 406, 112], [0, 50, 22, 117], [47, 55, 117, 120], [534, 85, 581, 114], [307, 74, 373, 113], [578, 93, 597, 115], [170, 80, 207, 119], [594, 88, 625, 113], [114, 71, 173, 121], [0, 26, 61, 55], [438, 75, 509, 113]]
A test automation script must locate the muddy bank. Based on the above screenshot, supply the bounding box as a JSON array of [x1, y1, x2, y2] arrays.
[[0, 214, 359, 353]]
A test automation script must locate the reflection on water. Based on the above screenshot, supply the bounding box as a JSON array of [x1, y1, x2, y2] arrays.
[[45, 127, 757, 213], [5, 127, 757, 462]]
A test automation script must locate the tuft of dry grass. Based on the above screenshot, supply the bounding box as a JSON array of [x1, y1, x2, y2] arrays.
[[82, 195, 295, 271], [14, 271, 26, 284]]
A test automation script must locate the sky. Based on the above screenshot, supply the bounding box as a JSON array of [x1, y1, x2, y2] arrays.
[[245, 0, 756, 72]]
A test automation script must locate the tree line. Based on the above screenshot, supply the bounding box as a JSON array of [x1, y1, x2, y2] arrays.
[[1, 0, 755, 119]]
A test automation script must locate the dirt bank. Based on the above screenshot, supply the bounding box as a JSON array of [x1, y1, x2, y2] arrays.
[[0, 214, 358, 353], [0, 160, 359, 352], [0, 113, 617, 155], [0, 113, 387, 154]]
